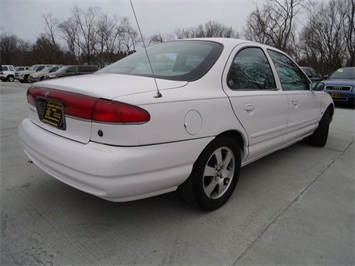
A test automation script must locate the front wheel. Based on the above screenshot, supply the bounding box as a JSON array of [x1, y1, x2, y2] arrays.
[[7, 75, 15, 82], [308, 109, 330, 147], [179, 137, 241, 211]]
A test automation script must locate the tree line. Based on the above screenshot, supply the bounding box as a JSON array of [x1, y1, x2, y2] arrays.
[[1, 0, 354, 75]]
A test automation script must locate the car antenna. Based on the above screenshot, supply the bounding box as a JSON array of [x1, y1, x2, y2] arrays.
[[129, 0, 162, 98]]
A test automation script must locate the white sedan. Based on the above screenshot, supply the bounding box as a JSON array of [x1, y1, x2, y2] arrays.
[[18, 38, 334, 211]]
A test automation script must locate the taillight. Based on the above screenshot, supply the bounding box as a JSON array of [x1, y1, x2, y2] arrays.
[[27, 87, 150, 124], [92, 99, 150, 123]]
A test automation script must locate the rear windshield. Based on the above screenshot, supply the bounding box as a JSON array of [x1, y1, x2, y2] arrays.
[[97, 41, 223, 81], [329, 68, 355, 79]]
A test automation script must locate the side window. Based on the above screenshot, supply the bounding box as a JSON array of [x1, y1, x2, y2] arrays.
[[36, 66, 45, 71], [227, 47, 276, 90], [79, 66, 97, 73], [268, 49, 309, 91], [2, 66, 9, 71], [67, 66, 77, 73], [49, 67, 59, 73]]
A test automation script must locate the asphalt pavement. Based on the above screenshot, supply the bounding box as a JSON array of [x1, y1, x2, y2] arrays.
[[1, 81, 354, 265]]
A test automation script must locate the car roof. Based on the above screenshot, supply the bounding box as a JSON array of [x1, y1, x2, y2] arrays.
[[173, 38, 285, 54], [176, 38, 251, 45]]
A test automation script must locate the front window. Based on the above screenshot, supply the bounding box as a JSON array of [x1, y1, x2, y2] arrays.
[[97, 41, 223, 81], [66, 66, 77, 73], [268, 49, 309, 91]]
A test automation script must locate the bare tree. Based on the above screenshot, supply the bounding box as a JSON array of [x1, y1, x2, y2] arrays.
[[175, 20, 239, 39], [340, 0, 355, 66], [0, 34, 18, 64], [58, 17, 81, 63], [0, 34, 32, 65], [299, 0, 353, 74], [42, 13, 59, 51], [96, 13, 121, 67], [34, 13, 64, 63], [118, 17, 140, 53], [244, 0, 304, 55], [58, 6, 139, 65], [71, 6, 101, 64], [175, 27, 198, 39]]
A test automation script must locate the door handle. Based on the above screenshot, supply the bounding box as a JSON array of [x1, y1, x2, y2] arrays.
[[243, 104, 256, 112], [292, 100, 298, 106]]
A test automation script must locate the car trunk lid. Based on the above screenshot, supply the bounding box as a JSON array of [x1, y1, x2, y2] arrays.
[[27, 74, 187, 144]]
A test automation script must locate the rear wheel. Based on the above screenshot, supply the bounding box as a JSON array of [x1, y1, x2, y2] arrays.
[[179, 136, 241, 211], [308, 109, 330, 147]]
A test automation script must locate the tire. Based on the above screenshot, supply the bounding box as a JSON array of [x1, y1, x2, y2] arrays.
[[179, 137, 241, 211], [308, 109, 330, 147], [7, 75, 14, 82]]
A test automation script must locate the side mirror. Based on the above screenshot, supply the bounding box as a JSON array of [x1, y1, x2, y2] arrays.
[[311, 81, 325, 91]]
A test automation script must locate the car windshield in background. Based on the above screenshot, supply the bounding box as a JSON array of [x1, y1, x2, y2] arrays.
[[97, 41, 223, 81], [27, 66, 37, 71], [56, 66, 67, 71], [329, 68, 355, 79], [40, 66, 52, 72]]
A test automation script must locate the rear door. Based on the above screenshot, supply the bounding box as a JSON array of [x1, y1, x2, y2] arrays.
[[222, 45, 289, 163], [267, 49, 321, 144]]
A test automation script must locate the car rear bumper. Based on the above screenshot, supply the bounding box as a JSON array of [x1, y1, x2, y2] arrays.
[[18, 118, 212, 202]]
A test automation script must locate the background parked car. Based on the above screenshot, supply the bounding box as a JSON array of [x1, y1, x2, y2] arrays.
[[44, 65, 99, 80], [15, 64, 50, 83], [0, 65, 16, 82], [28, 65, 61, 83], [324, 67, 355, 107], [301, 66, 323, 82]]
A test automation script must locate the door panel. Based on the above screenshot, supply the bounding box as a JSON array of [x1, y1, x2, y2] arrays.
[[266, 49, 321, 143], [284, 91, 321, 143], [222, 46, 289, 163], [226, 91, 288, 163]]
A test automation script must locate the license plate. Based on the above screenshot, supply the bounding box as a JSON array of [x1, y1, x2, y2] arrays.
[[330, 92, 341, 99], [42, 100, 64, 128]]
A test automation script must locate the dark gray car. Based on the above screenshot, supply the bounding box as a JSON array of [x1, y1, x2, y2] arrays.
[[44, 65, 99, 80]]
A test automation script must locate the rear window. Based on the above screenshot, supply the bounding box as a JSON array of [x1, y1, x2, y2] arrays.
[[97, 41, 223, 81]]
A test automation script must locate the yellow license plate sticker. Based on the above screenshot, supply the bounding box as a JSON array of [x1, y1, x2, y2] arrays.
[[330, 92, 341, 99], [42, 100, 63, 128]]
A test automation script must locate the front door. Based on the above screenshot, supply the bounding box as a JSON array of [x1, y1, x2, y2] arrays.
[[267, 49, 321, 144], [222, 46, 289, 164]]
